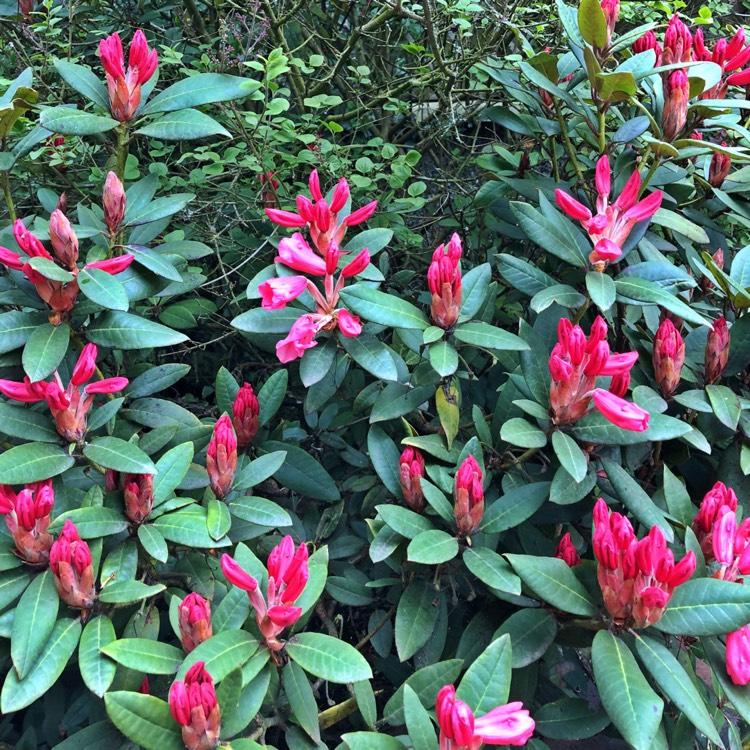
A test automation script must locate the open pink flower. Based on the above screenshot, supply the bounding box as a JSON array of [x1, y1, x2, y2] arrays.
[[276, 234, 326, 275], [591, 389, 650, 432], [337, 309, 361, 337], [259, 276, 308, 310], [555, 155, 662, 266], [276, 314, 320, 363]]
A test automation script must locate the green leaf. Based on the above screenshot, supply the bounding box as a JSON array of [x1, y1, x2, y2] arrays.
[[154, 508, 231, 548], [463, 547, 521, 595], [286, 632, 372, 683], [454, 321, 530, 351], [339, 285, 430, 329], [299, 338, 336, 387], [341, 334, 398, 381], [79, 615, 117, 698], [403, 684, 438, 750], [530, 284, 586, 313], [655, 578, 750, 635], [83, 437, 157, 474], [229, 495, 292, 527], [480, 482, 550, 533], [98, 580, 166, 605], [428, 341, 459, 377], [263, 441, 340, 501], [231, 307, 301, 334], [153, 443, 194, 505], [494, 609, 557, 668], [634, 634, 722, 746], [22, 322, 69, 382], [0, 443, 74, 484], [367, 426, 402, 499], [39, 107, 118, 135], [233, 451, 287, 492], [0, 569, 32, 611], [500, 417, 547, 448], [395, 580, 440, 661], [78, 267, 130, 311], [125, 194, 194, 226], [601, 459, 673, 542], [341, 733, 407, 750], [615, 277, 710, 327], [53, 60, 110, 108], [283, 661, 321, 743], [378, 504, 435, 539], [127, 364, 191, 399], [456, 634, 512, 713], [177, 630, 258, 682], [436, 384, 460, 450], [104, 692, 184, 750], [207, 498, 232, 539], [1, 618, 81, 713], [578, 0, 608, 46], [0, 311, 49, 354], [137, 524, 169, 563], [87, 311, 189, 349], [143, 73, 258, 114], [703, 636, 750, 726], [26, 257, 75, 283], [100, 638, 182, 674], [591, 631, 664, 750], [572, 411, 692, 444], [11, 570, 58, 680], [534, 697, 611, 740], [551, 431, 587, 482], [706, 384, 741, 430], [48, 507, 128, 538], [135, 108, 230, 140], [505, 554, 597, 616], [586, 271, 616, 311], [407, 530, 459, 564], [0, 402, 58, 443]]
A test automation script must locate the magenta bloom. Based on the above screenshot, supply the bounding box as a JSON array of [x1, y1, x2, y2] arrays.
[[727, 626, 750, 685], [276, 234, 326, 275], [555, 155, 662, 266], [276, 314, 320, 363], [591, 389, 650, 432], [259, 276, 308, 310]]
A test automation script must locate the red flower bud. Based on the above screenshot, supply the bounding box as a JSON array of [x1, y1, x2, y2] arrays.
[[49, 520, 96, 608], [178, 592, 213, 653], [232, 382, 260, 448], [103, 171, 126, 233], [399, 447, 425, 513], [454, 455, 483, 536], [123, 473, 154, 524], [206, 415, 237, 499], [705, 316, 730, 385], [48, 210, 79, 269]]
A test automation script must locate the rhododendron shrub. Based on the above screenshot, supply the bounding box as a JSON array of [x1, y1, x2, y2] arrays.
[[0, 3, 750, 750]]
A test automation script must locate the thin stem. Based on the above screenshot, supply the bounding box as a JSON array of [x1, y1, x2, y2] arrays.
[[1, 171, 15, 221], [114, 123, 129, 182], [639, 155, 662, 197], [598, 107, 606, 154], [554, 101, 587, 193]]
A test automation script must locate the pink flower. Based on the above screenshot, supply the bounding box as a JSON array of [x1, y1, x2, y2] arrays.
[[555, 155, 662, 265], [169, 662, 221, 749], [221, 536, 308, 651], [276, 315, 319, 363], [0, 480, 54, 564], [103, 171, 126, 234], [693, 482, 739, 561], [178, 592, 212, 653], [727, 626, 750, 685], [276, 234, 327, 275], [99, 31, 158, 121], [436, 685, 535, 748], [705, 316, 730, 385], [48, 210, 79, 269], [399, 447, 425, 513], [341, 248, 370, 277], [428, 233, 463, 329], [662, 70, 689, 142], [709, 146, 731, 188], [123, 473, 154, 524], [85, 254, 135, 274], [555, 533, 581, 566], [633, 31, 662, 64], [337, 309, 361, 338], [49, 520, 96, 608], [591, 389, 650, 432], [454, 455, 484, 537], [653, 319, 684, 397], [258, 276, 308, 310]]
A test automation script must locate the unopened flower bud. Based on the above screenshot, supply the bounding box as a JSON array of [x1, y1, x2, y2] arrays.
[[709, 146, 731, 188], [206, 415, 237, 500], [705, 316, 730, 385], [662, 70, 689, 142], [49, 520, 96, 608], [178, 592, 213, 653], [454, 455, 484, 536], [555, 533, 581, 566], [232, 383, 260, 448], [399, 447, 425, 513], [48, 210, 79, 270], [169, 662, 221, 750], [103, 171, 126, 234], [653, 319, 685, 397], [123, 473, 154, 524]]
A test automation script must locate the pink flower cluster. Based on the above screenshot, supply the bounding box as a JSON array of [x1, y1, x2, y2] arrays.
[[593, 498, 695, 628], [261, 171, 374, 363], [454, 455, 484, 537], [428, 233, 462, 329], [0, 343, 128, 443], [178, 592, 213, 653], [549, 317, 649, 432], [555, 155, 662, 267], [652, 318, 685, 398], [693, 481, 739, 561], [436, 685, 535, 749], [0, 479, 54, 564], [50, 520, 96, 609], [206, 414, 237, 500], [169, 661, 221, 750], [399, 447, 425, 513], [221, 535, 309, 651], [99, 31, 158, 121]]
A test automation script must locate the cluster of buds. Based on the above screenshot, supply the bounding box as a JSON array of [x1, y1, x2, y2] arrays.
[[1, 206, 134, 324], [399, 447, 425, 513], [555, 155, 662, 268], [652, 319, 685, 398], [50, 520, 96, 609], [178, 592, 213, 653], [169, 662, 221, 750], [221, 535, 309, 652], [0, 343, 128, 443], [98, 31, 158, 122], [693, 481, 739, 561], [0, 480, 54, 564], [257, 172, 279, 208], [707, 503, 750, 583], [428, 234, 463, 329], [593, 498, 695, 628], [232, 382, 260, 448], [454, 455, 484, 537], [123, 473, 154, 524], [633, 31, 662, 63], [549, 317, 649, 432], [708, 146, 732, 188], [103, 171, 127, 235], [705, 316, 730, 385], [727, 626, 750, 685], [265, 169, 377, 254], [435, 685, 535, 749], [555, 533, 581, 567], [258, 235, 368, 363], [206, 415, 237, 500]]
